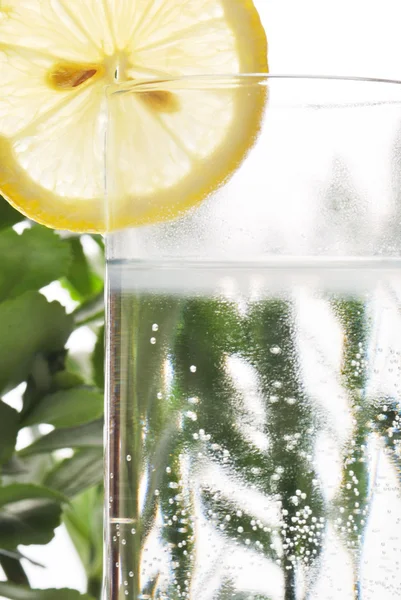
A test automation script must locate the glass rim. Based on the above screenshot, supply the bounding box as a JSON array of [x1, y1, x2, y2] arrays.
[[106, 73, 401, 95]]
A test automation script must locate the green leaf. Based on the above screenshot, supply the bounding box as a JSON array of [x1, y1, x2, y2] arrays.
[[0, 582, 94, 600], [2, 455, 54, 488], [0, 292, 73, 395], [44, 449, 103, 497], [0, 227, 71, 302], [331, 301, 372, 573], [19, 419, 103, 457], [0, 195, 23, 231], [0, 484, 65, 548], [51, 371, 85, 391], [20, 356, 54, 421], [63, 486, 103, 580], [62, 238, 103, 302], [201, 491, 274, 555], [21, 387, 103, 428], [173, 299, 266, 478], [1, 456, 27, 477], [0, 401, 19, 466], [243, 300, 325, 590], [0, 484, 66, 507], [92, 326, 104, 389]]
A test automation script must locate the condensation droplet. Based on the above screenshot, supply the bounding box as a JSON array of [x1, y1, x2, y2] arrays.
[[126, 455, 132, 462], [129, 571, 134, 578], [122, 539, 126, 545], [190, 365, 197, 373], [152, 324, 159, 332], [150, 337, 156, 344], [157, 392, 163, 400]]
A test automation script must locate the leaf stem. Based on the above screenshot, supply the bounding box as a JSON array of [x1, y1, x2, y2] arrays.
[[87, 574, 102, 600], [284, 567, 296, 600], [0, 555, 30, 587], [73, 292, 105, 327]]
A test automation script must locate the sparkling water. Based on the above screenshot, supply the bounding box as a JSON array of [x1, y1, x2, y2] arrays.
[[106, 260, 401, 600]]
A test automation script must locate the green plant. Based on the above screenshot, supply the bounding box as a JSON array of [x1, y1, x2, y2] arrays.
[[0, 194, 105, 599]]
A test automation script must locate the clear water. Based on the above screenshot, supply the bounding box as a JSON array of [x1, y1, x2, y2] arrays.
[[105, 260, 401, 600]]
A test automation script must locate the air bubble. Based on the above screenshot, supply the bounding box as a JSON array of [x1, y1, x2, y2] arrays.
[[190, 365, 197, 373], [157, 392, 163, 400], [185, 411, 197, 421], [150, 337, 156, 344], [152, 324, 159, 332], [126, 455, 132, 462], [270, 346, 282, 355]]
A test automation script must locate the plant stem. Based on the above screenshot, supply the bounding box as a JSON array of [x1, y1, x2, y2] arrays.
[[87, 575, 102, 599], [0, 555, 30, 587], [284, 567, 297, 600]]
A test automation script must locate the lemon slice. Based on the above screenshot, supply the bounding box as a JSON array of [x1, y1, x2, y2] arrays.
[[0, 0, 268, 232]]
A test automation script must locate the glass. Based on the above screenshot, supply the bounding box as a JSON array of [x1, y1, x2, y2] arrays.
[[104, 76, 401, 600]]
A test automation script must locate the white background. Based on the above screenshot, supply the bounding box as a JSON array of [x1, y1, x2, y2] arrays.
[[4, 0, 401, 596]]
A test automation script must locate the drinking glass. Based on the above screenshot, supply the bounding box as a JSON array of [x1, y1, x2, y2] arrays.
[[104, 76, 401, 600]]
